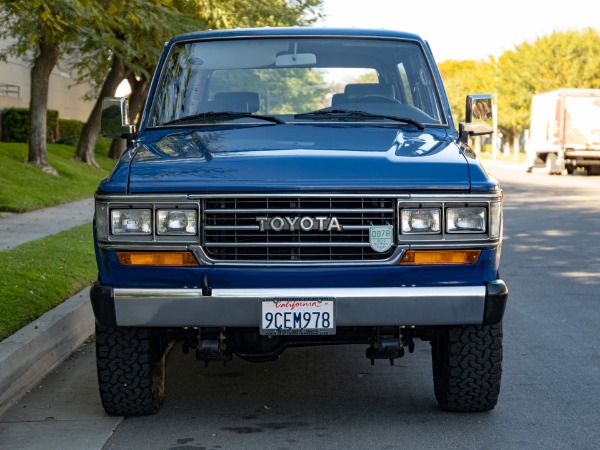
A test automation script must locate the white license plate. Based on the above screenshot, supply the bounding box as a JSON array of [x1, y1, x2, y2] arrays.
[[260, 298, 335, 335]]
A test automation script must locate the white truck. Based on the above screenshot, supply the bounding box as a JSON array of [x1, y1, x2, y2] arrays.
[[525, 88, 600, 175]]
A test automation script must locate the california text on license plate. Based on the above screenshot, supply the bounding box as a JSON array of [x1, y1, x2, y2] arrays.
[[260, 298, 336, 336]]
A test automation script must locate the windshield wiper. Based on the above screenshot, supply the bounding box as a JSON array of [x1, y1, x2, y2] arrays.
[[294, 109, 425, 130], [162, 111, 284, 126]]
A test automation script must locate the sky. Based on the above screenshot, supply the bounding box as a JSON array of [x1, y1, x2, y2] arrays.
[[315, 0, 599, 62]]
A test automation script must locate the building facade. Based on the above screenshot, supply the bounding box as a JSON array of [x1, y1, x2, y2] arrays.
[[0, 38, 94, 123]]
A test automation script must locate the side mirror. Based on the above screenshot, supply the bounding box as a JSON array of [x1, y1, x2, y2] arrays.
[[101, 97, 135, 139], [459, 94, 493, 144]]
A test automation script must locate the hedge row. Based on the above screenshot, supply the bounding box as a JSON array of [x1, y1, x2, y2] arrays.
[[1, 108, 84, 144]]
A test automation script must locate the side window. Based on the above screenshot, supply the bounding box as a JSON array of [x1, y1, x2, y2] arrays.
[[149, 44, 199, 125]]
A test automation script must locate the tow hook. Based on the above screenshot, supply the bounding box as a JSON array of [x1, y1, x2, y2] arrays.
[[366, 336, 402, 366], [194, 329, 232, 366], [366, 328, 415, 365]]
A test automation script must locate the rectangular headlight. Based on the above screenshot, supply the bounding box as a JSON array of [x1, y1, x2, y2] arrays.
[[446, 207, 486, 233], [400, 208, 441, 234], [111, 209, 152, 235], [157, 209, 197, 235]]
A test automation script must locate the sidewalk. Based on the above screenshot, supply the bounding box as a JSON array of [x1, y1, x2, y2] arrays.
[[0, 198, 94, 250], [0, 199, 96, 415]]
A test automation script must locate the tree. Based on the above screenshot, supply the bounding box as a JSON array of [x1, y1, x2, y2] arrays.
[[74, 53, 130, 166], [438, 28, 600, 152], [104, 0, 228, 159], [221, 0, 323, 27], [438, 59, 495, 126], [71, 0, 204, 166], [496, 28, 600, 135], [0, 0, 85, 175]]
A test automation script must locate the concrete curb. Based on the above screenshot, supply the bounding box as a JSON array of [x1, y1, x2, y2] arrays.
[[0, 287, 94, 416]]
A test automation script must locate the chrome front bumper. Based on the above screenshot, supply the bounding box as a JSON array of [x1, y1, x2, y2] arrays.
[[90, 282, 508, 328]]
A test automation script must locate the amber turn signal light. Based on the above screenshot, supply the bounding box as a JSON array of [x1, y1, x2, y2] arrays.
[[116, 251, 199, 266], [400, 250, 481, 265]]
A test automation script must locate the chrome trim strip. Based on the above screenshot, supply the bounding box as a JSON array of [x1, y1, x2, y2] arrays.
[[407, 193, 502, 200], [98, 244, 191, 251], [203, 208, 395, 213], [96, 241, 497, 253], [204, 225, 259, 230], [204, 242, 375, 248], [203, 224, 370, 231], [198, 193, 409, 199], [114, 285, 484, 299], [191, 245, 407, 266]]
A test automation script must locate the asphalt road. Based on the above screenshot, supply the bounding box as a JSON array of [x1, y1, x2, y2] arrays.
[[1, 163, 599, 450]]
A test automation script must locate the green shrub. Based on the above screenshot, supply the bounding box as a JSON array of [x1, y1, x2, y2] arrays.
[[1, 108, 60, 143], [2, 108, 28, 142], [54, 135, 79, 146], [58, 118, 84, 141]]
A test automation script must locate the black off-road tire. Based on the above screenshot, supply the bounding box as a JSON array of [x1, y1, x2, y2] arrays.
[[431, 322, 503, 412], [95, 324, 166, 416]]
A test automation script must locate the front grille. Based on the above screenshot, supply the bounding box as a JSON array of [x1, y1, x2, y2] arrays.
[[203, 197, 395, 262]]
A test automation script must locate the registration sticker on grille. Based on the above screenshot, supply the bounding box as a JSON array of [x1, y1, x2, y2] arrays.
[[369, 224, 393, 252], [260, 298, 335, 335]]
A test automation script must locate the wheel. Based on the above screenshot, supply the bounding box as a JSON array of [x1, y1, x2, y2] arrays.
[[95, 324, 166, 416], [586, 166, 600, 175], [431, 322, 503, 412]]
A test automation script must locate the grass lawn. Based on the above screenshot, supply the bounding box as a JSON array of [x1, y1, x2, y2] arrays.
[[0, 140, 117, 340], [0, 224, 97, 340], [0, 140, 115, 213]]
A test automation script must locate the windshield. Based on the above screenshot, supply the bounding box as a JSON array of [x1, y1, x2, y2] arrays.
[[147, 37, 446, 128]]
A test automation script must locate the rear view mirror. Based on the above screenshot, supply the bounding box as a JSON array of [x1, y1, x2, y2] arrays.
[[275, 52, 317, 67]]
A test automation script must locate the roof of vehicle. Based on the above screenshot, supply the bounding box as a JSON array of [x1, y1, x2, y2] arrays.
[[168, 27, 427, 45]]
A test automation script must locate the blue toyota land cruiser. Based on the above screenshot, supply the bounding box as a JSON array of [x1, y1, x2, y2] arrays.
[[93, 27, 507, 415]]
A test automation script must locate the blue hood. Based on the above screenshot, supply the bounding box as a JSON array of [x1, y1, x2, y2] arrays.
[[125, 125, 472, 193]]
